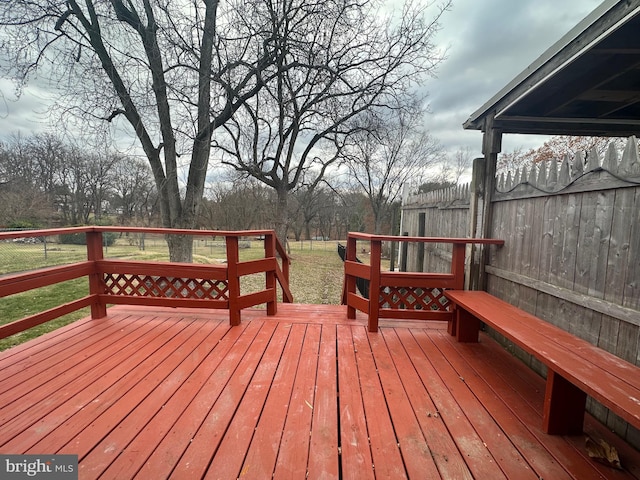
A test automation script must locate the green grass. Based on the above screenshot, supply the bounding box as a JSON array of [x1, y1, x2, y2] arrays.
[[0, 243, 87, 275], [0, 278, 90, 351], [0, 238, 349, 351]]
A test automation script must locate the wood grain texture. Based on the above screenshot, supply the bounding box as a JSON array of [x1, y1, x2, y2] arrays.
[[0, 304, 639, 479]]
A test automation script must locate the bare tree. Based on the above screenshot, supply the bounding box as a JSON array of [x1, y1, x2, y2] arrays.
[[528, 136, 627, 164], [0, 134, 66, 226], [55, 145, 91, 224], [336, 191, 368, 238], [450, 146, 473, 184], [497, 145, 531, 176], [344, 103, 441, 233], [0, 134, 37, 191], [0, 132, 158, 226], [85, 152, 120, 220], [27, 133, 66, 204], [290, 184, 336, 241], [110, 156, 156, 225], [215, 0, 450, 243], [0, 0, 297, 260], [0, 139, 54, 226], [201, 178, 273, 231], [498, 136, 629, 175]]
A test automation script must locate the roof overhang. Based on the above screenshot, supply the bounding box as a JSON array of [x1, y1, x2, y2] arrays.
[[464, 0, 640, 137]]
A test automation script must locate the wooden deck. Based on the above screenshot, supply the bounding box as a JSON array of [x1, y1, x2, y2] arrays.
[[0, 304, 638, 479]]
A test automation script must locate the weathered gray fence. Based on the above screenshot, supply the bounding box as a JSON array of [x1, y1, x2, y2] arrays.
[[402, 136, 640, 446], [401, 184, 470, 273]]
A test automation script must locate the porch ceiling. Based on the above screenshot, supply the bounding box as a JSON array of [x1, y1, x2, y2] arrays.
[[464, 0, 640, 137]]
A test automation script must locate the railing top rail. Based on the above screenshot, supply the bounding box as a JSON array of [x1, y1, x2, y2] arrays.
[[347, 232, 504, 245], [0, 226, 280, 240]]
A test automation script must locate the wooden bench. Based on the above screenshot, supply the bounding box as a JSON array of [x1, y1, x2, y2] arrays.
[[444, 290, 640, 436]]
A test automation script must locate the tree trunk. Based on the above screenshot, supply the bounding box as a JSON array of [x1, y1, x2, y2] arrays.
[[275, 187, 289, 246], [166, 233, 194, 263], [373, 203, 386, 234], [165, 141, 209, 262]]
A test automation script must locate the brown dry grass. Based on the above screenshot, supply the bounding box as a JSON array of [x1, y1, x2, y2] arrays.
[[287, 248, 345, 304], [240, 242, 346, 305]]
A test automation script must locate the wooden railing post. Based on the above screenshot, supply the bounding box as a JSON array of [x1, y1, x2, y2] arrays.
[[400, 232, 408, 272], [264, 233, 277, 315], [346, 235, 358, 319], [368, 238, 382, 332], [282, 246, 290, 287], [226, 235, 241, 326], [86, 230, 107, 319], [451, 242, 467, 290]]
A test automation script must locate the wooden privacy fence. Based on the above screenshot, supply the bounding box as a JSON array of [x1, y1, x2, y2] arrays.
[[401, 135, 640, 446], [0, 227, 292, 338], [342, 232, 503, 332], [488, 138, 640, 351], [400, 184, 471, 274]]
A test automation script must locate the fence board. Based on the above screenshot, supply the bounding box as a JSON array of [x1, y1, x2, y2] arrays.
[[576, 192, 597, 295], [624, 189, 640, 311], [528, 197, 544, 281], [539, 195, 556, 286], [605, 189, 635, 306], [590, 191, 615, 299]]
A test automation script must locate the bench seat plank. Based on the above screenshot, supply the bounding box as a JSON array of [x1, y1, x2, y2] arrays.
[[444, 290, 640, 435]]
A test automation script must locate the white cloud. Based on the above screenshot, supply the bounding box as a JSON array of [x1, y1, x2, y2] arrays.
[[0, 79, 57, 139], [424, 0, 603, 156], [0, 0, 605, 159]]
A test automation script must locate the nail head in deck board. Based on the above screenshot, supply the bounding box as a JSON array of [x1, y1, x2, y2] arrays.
[[306, 325, 340, 480], [440, 330, 639, 480], [1, 314, 186, 448], [398, 329, 509, 479], [100, 320, 243, 479], [6, 315, 195, 453], [388, 328, 474, 480], [135, 320, 256, 478], [77, 318, 240, 478], [437, 331, 582, 480], [351, 326, 408, 479], [413, 329, 536, 480]]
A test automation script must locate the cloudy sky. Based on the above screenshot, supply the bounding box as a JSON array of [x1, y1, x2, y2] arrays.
[[425, 0, 604, 159], [0, 0, 605, 159]]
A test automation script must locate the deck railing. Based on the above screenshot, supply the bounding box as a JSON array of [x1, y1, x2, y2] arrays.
[[343, 233, 504, 331], [0, 227, 292, 339]]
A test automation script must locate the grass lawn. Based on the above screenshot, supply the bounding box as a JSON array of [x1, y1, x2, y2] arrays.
[[0, 238, 348, 351]]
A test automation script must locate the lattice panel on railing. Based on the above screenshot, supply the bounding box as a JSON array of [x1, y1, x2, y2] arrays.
[[379, 287, 450, 311], [103, 274, 229, 300]]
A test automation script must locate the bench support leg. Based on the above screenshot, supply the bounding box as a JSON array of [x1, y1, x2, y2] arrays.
[[447, 314, 457, 336], [456, 308, 480, 343], [543, 370, 586, 435]]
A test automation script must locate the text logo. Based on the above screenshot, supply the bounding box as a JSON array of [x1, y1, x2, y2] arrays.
[[0, 455, 78, 479]]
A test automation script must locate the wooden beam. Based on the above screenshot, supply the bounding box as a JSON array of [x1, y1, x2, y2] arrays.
[[478, 116, 502, 291], [467, 157, 485, 290]]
